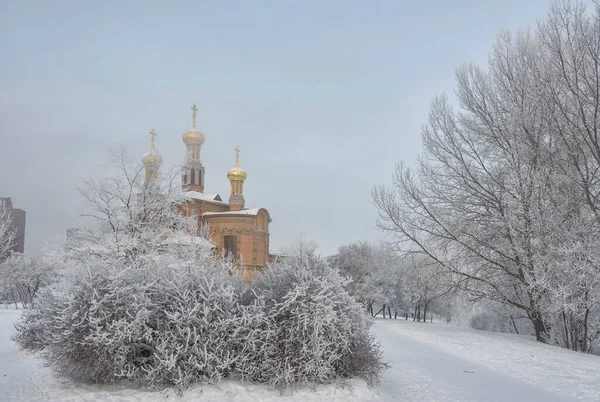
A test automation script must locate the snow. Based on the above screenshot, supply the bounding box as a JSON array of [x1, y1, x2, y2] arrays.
[[179, 192, 228, 205], [0, 308, 379, 402], [203, 208, 262, 217], [3, 307, 600, 401], [373, 318, 600, 401]]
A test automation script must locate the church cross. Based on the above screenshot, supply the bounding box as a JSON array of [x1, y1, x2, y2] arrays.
[[234, 146, 241, 167], [149, 129, 157, 150], [191, 104, 198, 128]]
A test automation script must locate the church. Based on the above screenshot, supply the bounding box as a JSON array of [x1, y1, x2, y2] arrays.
[[141, 105, 273, 281]]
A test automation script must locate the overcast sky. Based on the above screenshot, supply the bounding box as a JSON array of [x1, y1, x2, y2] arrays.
[[0, 0, 553, 257]]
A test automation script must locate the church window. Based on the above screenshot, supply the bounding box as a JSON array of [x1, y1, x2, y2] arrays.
[[224, 236, 237, 259], [191, 169, 196, 185]]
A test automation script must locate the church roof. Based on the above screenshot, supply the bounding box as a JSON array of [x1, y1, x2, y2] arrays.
[[179, 191, 227, 205], [203, 208, 263, 217]]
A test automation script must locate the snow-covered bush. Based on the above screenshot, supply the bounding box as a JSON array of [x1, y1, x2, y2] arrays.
[[243, 251, 386, 388], [13, 249, 386, 391], [13, 256, 252, 388]]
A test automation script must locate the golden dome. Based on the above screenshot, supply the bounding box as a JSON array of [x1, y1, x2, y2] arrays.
[[227, 166, 247, 181], [182, 128, 205, 145], [142, 150, 163, 166], [183, 104, 205, 145], [228, 146, 247, 181], [142, 129, 163, 166]]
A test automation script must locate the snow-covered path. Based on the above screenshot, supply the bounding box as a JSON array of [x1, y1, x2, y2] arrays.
[[373, 318, 600, 401]]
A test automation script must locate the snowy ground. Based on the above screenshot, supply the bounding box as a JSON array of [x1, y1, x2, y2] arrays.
[[373, 317, 600, 401], [2, 308, 600, 401]]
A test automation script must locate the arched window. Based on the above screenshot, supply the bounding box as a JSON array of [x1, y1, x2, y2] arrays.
[[224, 236, 237, 259]]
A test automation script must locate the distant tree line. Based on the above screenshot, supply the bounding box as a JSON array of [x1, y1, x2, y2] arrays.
[[329, 242, 453, 324]]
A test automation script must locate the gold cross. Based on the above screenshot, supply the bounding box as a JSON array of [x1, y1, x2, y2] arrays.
[[149, 129, 157, 150], [191, 104, 198, 128], [234, 146, 241, 167]]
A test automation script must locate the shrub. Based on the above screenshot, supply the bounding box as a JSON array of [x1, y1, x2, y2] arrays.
[[13, 252, 386, 391], [243, 253, 387, 388]]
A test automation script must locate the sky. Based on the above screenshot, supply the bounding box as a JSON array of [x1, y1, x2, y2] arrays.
[[0, 0, 554, 257]]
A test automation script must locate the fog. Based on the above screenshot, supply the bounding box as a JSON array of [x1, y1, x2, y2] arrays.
[[0, 0, 551, 256]]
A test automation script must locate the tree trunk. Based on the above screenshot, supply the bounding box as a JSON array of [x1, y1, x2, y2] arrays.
[[582, 308, 590, 352], [383, 304, 386, 319], [387, 305, 392, 319], [530, 310, 548, 343], [562, 311, 570, 350], [510, 315, 520, 335], [10, 289, 18, 310]]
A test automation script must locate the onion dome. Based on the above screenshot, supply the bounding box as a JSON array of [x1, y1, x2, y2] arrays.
[[227, 146, 247, 181], [142, 149, 163, 166], [182, 128, 205, 145], [227, 166, 247, 181], [142, 129, 163, 166], [183, 104, 206, 145]]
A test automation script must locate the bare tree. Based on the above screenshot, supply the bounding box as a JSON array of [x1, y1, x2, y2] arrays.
[[374, 2, 600, 347], [62, 147, 208, 268], [0, 255, 56, 308]]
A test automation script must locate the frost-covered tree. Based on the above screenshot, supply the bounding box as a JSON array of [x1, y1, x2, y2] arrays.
[[373, 1, 600, 349], [395, 255, 454, 322], [0, 199, 16, 263], [329, 242, 398, 315], [59, 147, 211, 268], [0, 254, 56, 308]]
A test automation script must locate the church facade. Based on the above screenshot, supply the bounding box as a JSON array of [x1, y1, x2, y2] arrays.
[[141, 105, 272, 281]]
